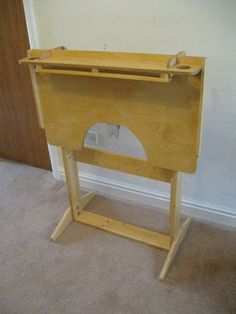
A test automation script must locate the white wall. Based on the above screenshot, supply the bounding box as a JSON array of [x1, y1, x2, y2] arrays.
[[24, 0, 236, 226]]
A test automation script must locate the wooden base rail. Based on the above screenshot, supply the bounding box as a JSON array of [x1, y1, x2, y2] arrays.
[[75, 211, 171, 251], [50, 191, 191, 280], [49, 148, 192, 281]]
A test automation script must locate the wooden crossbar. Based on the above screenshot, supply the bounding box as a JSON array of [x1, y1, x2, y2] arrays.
[[75, 211, 171, 251], [35, 66, 172, 83], [75, 148, 173, 183]]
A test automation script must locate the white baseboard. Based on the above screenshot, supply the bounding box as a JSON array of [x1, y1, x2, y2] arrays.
[[58, 166, 236, 228]]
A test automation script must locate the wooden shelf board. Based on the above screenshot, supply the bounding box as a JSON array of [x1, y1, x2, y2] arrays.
[[20, 50, 203, 76]]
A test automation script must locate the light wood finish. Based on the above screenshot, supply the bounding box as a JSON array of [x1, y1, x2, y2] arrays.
[[167, 51, 186, 68], [50, 192, 96, 241], [62, 148, 80, 218], [21, 49, 205, 173], [50, 207, 72, 241], [27, 48, 67, 129], [20, 49, 203, 76], [21, 49, 205, 280], [34, 65, 172, 83], [75, 211, 171, 251], [28, 64, 44, 129], [37, 46, 67, 60], [170, 172, 182, 239], [159, 217, 192, 280], [76, 148, 173, 183], [79, 191, 96, 210]]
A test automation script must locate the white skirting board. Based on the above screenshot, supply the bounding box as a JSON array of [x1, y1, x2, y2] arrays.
[[57, 167, 236, 228]]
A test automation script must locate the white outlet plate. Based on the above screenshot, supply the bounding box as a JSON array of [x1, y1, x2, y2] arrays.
[[84, 131, 99, 147]]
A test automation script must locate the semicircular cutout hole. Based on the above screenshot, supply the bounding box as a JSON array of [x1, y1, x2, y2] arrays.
[[84, 123, 147, 160], [176, 65, 191, 69]]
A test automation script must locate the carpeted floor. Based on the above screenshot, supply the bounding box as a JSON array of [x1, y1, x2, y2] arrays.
[[0, 158, 235, 314]]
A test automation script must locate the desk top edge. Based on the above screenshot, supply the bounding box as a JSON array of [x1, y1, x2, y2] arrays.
[[20, 49, 205, 75]]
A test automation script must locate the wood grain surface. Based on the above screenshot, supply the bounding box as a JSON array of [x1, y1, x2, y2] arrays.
[[0, 1, 51, 169]]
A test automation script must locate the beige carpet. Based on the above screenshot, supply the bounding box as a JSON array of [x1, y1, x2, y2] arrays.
[[0, 158, 235, 314]]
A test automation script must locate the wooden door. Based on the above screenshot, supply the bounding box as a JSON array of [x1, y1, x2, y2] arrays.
[[0, 0, 51, 169]]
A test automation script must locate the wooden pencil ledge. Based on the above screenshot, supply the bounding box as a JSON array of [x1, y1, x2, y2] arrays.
[[34, 65, 173, 83]]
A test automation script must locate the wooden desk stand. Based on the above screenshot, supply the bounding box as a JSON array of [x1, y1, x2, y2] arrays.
[[20, 49, 205, 280]]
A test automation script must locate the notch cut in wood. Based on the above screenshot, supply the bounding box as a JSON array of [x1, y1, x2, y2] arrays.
[[167, 51, 186, 68], [28, 46, 67, 61]]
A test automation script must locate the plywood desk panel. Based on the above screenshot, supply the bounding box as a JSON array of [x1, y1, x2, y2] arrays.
[[20, 49, 205, 280]]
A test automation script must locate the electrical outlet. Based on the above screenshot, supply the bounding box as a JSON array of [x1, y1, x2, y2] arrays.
[[84, 131, 99, 146]]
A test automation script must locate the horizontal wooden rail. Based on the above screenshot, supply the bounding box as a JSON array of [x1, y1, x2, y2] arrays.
[[75, 211, 171, 251], [35, 66, 172, 83], [76, 148, 173, 183]]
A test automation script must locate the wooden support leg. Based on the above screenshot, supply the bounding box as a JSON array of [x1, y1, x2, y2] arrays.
[[159, 172, 191, 280], [50, 207, 72, 241], [50, 148, 96, 241], [51, 162, 190, 279], [159, 217, 191, 280], [169, 172, 182, 238], [62, 148, 80, 218]]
